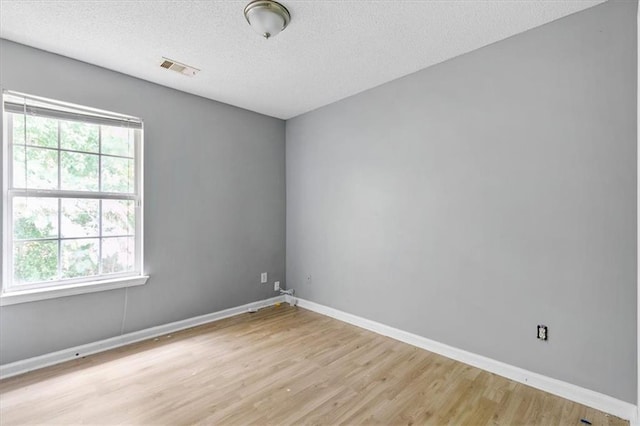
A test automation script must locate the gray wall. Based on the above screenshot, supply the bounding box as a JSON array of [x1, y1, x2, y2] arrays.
[[0, 40, 286, 363], [286, 0, 637, 403]]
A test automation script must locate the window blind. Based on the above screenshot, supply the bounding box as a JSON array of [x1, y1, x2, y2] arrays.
[[4, 92, 142, 129]]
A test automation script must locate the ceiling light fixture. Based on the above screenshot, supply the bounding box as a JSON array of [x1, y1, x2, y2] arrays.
[[243, 0, 291, 39]]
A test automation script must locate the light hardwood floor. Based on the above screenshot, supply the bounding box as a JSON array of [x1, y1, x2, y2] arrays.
[[0, 305, 628, 425]]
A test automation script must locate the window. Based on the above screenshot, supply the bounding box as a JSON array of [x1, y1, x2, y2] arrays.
[[2, 92, 146, 303]]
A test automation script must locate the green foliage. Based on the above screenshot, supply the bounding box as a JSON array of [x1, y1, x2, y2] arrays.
[[14, 218, 54, 240], [61, 199, 99, 237], [26, 116, 57, 148], [60, 120, 98, 153], [13, 197, 58, 240], [13, 146, 59, 190], [102, 126, 134, 157], [103, 200, 135, 235], [12, 198, 59, 284], [13, 114, 25, 144], [61, 239, 98, 278], [102, 237, 134, 274], [61, 151, 99, 191], [102, 156, 134, 193], [14, 241, 58, 283]]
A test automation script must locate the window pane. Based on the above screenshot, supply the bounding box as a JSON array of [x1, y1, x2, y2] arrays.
[[61, 151, 99, 191], [14, 240, 58, 284], [102, 237, 135, 274], [12, 113, 25, 144], [61, 238, 98, 279], [102, 156, 134, 193], [101, 126, 134, 157], [60, 120, 99, 153], [13, 197, 58, 240], [102, 200, 135, 236], [13, 145, 26, 188], [26, 115, 58, 148], [14, 146, 59, 190], [61, 198, 99, 238]]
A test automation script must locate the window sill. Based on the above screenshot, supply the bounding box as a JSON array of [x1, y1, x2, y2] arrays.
[[0, 275, 149, 306]]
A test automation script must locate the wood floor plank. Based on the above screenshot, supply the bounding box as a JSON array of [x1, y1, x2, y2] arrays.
[[0, 305, 629, 425]]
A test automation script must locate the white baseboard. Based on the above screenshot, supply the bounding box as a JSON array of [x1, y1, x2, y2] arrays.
[[2, 294, 635, 422], [0, 295, 285, 380], [288, 296, 638, 423]]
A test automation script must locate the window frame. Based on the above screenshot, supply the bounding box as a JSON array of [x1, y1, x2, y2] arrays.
[[1, 91, 147, 304]]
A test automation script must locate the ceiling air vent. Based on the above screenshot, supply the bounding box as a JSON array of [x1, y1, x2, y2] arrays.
[[159, 57, 199, 77]]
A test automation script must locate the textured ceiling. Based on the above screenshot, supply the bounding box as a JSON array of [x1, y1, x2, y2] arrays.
[[0, 0, 606, 119]]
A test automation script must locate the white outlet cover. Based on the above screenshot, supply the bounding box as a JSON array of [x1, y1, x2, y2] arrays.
[[274, 281, 280, 291], [261, 273, 267, 284], [537, 325, 548, 340]]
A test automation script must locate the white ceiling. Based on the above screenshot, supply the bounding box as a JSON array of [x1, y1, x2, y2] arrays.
[[0, 0, 606, 119]]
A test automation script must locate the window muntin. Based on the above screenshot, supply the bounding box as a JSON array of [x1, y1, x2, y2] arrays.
[[3, 92, 143, 292]]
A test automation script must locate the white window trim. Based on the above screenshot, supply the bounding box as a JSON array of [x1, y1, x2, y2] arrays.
[[2, 91, 147, 303], [0, 275, 149, 306]]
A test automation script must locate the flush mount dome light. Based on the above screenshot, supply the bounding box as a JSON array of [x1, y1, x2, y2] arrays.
[[244, 0, 291, 39]]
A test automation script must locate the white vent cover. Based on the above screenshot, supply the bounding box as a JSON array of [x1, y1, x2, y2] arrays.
[[159, 57, 199, 76]]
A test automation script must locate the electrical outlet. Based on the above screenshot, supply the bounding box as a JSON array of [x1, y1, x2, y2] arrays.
[[537, 325, 548, 341], [261, 272, 268, 283], [274, 281, 280, 291]]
